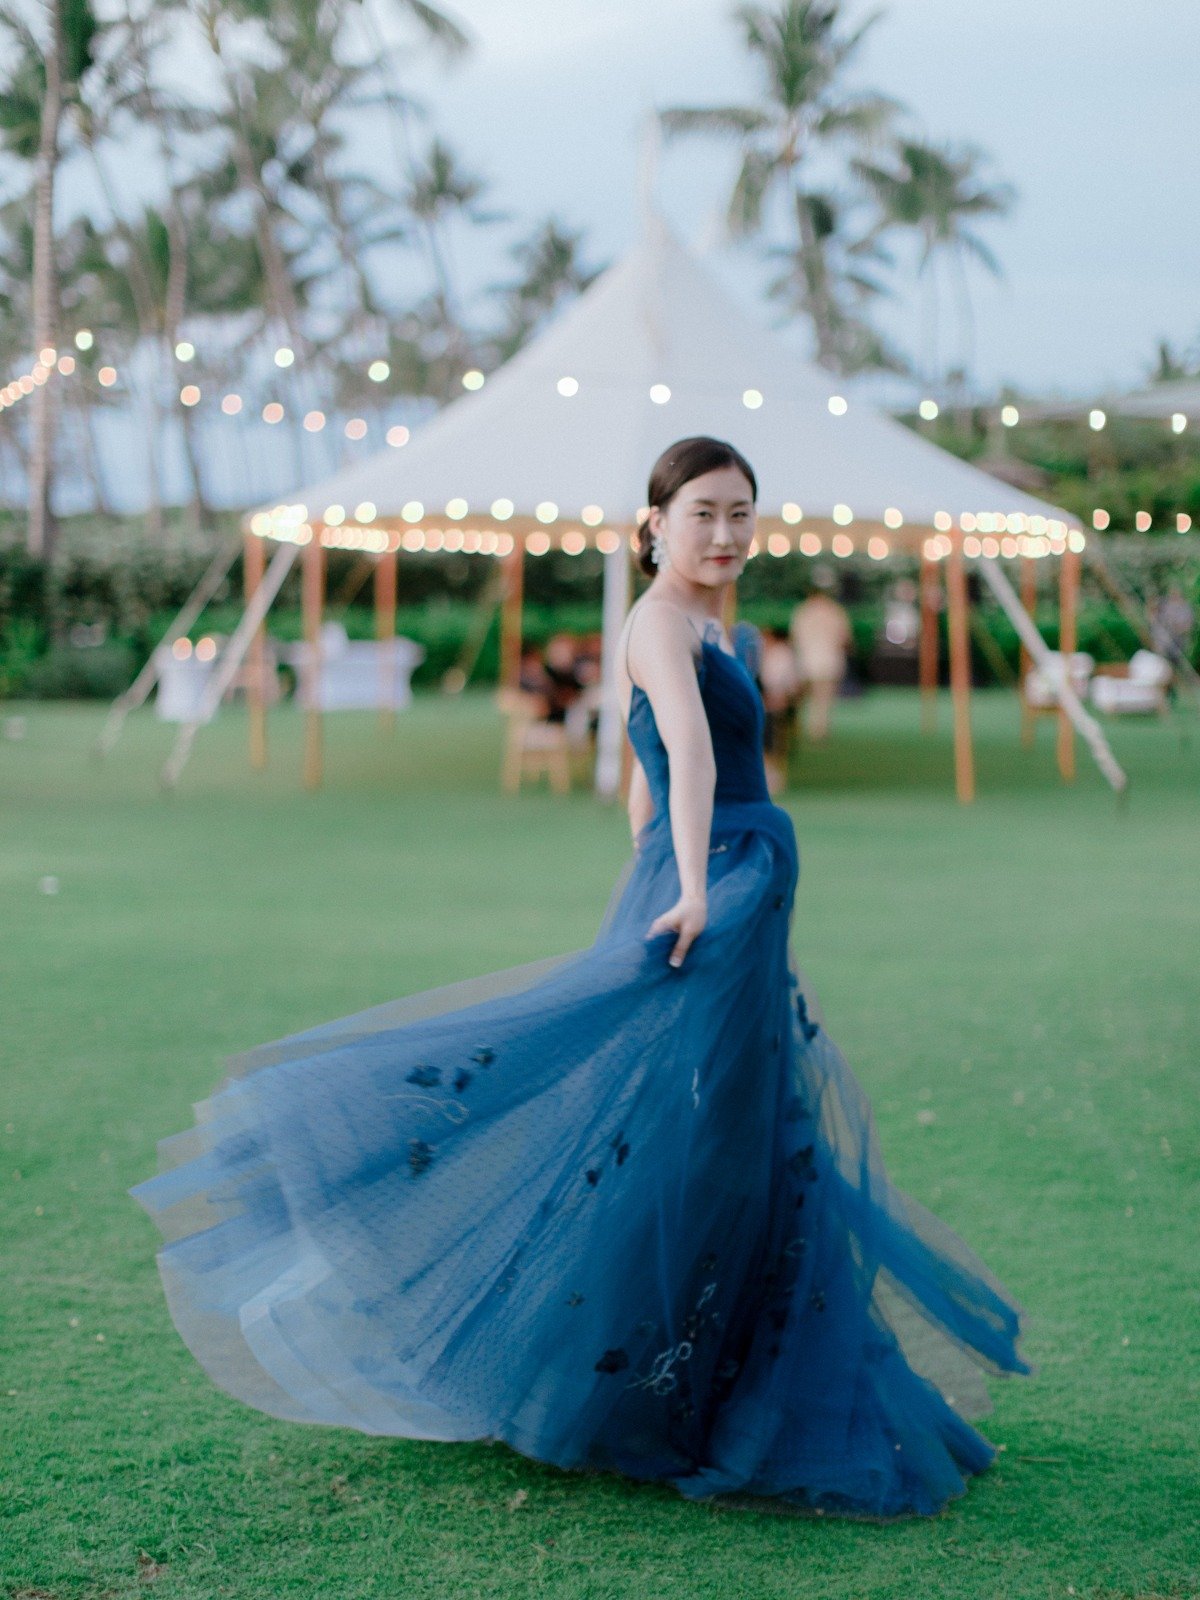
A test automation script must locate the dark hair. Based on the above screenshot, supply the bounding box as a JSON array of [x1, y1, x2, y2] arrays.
[[635, 436, 758, 577]]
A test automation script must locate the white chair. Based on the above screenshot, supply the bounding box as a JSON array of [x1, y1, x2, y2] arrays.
[[1089, 651, 1172, 715], [1023, 651, 1095, 712]]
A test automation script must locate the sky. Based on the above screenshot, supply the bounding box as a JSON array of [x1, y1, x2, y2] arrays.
[[391, 0, 1200, 399]]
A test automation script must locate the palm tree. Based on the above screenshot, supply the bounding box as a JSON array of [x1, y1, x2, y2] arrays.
[[401, 135, 504, 395], [0, 0, 100, 556], [852, 137, 1014, 389], [660, 0, 900, 370], [764, 188, 907, 374], [487, 217, 604, 363]]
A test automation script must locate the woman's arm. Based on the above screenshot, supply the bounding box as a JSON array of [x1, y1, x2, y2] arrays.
[[627, 756, 654, 840], [627, 605, 716, 967]]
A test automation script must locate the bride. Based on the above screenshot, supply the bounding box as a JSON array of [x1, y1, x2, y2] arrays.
[[132, 434, 1032, 1521]]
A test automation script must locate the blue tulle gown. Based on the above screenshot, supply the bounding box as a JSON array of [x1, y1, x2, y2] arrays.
[[131, 617, 1033, 1520]]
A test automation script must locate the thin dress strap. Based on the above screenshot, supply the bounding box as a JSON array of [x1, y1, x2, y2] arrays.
[[623, 600, 703, 690]]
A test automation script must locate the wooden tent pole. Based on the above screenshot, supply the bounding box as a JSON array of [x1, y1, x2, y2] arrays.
[[1019, 555, 1037, 748], [919, 546, 940, 733], [946, 537, 976, 804], [1057, 545, 1080, 782], [374, 544, 398, 731], [302, 534, 325, 790], [244, 530, 268, 770], [499, 537, 525, 690]]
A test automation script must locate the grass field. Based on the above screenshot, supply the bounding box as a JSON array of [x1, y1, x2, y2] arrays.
[[2, 689, 1198, 1600]]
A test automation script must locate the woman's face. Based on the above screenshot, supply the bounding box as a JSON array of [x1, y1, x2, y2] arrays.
[[650, 465, 756, 587]]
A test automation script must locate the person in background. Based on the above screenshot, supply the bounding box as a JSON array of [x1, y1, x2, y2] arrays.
[[789, 570, 853, 743], [543, 632, 586, 724], [517, 645, 553, 719], [1151, 584, 1195, 665], [758, 625, 803, 793]]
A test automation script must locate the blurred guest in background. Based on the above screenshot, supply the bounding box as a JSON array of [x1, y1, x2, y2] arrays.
[[758, 625, 803, 793], [789, 570, 853, 743]]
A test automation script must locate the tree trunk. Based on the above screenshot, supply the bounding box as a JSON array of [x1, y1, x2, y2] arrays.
[[28, 0, 64, 558], [793, 190, 838, 371]]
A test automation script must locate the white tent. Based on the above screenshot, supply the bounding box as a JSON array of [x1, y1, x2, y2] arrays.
[[257, 213, 1081, 538], [167, 212, 1117, 800]]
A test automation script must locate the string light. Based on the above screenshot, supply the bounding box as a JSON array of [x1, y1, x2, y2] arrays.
[[918, 399, 939, 421], [303, 410, 326, 431], [1001, 405, 1020, 427], [386, 426, 410, 448], [1088, 408, 1106, 431], [742, 388, 763, 409], [535, 501, 558, 523], [74, 329, 93, 351], [354, 501, 377, 523], [799, 533, 822, 555], [649, 384, 671, 404], [262, 402, 284, 423], [868, 537, 889, 559], [831, 533, 853, 556], [1093, 509, 1110, 530], [581, 504, 604, 525], [884, 508, 904, 529], [490, 498, 514, 520], [368, 360, 390, 383], [1135, 511, 1151, 532], [175, 341, 195, 362], [767, 533, 790, 556], [275, 346, 295, 368], [1171, 413, 1187, 434], [345, 418, 367, 440], [556, 376, 579, 397], [827, 395, 848, 415], [933, 511, 953, 532], [98, 366, 117, 387], [445, 498, 468, 519], [781, 502, 802, 524], [56, 355, 75, 375], [195, 636, 217, 661], [1178, 514, 1192, 532], [401, 501, 424, 522], [461, 369, 485, 390], [561, 530, 586, 555], [832, 503, 853, 525], [180, 385, 200, 406], [221, 394, 243, 415]]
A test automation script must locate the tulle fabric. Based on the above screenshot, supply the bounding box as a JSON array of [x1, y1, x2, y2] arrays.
[[132, 624, 1033, 1520]]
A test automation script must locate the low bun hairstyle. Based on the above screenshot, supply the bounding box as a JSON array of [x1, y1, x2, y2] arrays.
[[635, 436, 759, 577]]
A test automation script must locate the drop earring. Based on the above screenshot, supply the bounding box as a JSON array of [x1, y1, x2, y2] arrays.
[[651, 530, 670, 570]]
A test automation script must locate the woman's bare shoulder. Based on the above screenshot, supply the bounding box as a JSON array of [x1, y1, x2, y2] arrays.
[[623, 598, 702, 683]]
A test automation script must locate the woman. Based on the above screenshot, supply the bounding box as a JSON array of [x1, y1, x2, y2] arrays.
[[132, 436, 1032, 1521]]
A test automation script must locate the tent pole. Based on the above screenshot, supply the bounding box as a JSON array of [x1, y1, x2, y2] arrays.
[[375, 545, 398, 731], [1057, 546, 1080, 782], [1019, 556, 1037, 747], [919, 546, 939, 733], [160, 541, 299, 790], [977, 555, 1126, 793], [95, 538, 239, 757], [946, 538, 976, 804], [499, 538, 524, 690], [595, 539, 633, 798], [302, 535, 325, 790], [245, 531, 268, 770]]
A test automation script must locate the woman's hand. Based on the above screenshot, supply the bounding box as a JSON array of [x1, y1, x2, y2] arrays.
[[646, 893, 707, 968]]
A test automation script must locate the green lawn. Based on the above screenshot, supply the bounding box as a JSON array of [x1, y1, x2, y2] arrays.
[[2, 690, 1198, 1600]]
